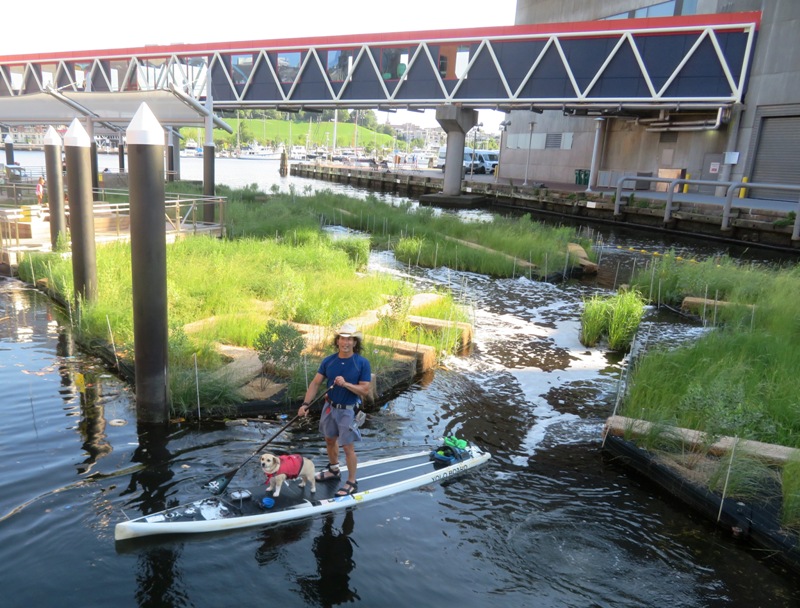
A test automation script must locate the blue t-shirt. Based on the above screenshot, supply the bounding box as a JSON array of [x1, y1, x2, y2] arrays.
[[318, 352, 371, 406]]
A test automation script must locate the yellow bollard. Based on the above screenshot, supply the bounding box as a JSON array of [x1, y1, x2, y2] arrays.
[[683, 173, 691, 193], [739, 176, 748, 198]]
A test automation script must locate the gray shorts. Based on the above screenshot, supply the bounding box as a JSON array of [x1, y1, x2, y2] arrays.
[[318, 404, 361, 445]]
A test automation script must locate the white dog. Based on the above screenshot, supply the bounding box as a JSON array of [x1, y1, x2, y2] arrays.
[[259, 453, 316, 497]]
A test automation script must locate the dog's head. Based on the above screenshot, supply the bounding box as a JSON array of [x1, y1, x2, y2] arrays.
[[259, 453, 280, 474]]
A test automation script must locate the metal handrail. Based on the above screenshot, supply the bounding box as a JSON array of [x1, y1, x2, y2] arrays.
[[1, 191, 226, 264], [664, 178, 740, 222], [614, 175, 800, 235], [723, 182, 800, 240], [613, 176, 682, 215]]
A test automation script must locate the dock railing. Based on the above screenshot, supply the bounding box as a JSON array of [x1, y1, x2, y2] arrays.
[[722, 183, 800, 240], [1, 188, 226, 266], [614, 175, 799, 238]]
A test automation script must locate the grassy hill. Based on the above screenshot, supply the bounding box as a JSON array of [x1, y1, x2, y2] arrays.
[[181, 118, 397, 154]]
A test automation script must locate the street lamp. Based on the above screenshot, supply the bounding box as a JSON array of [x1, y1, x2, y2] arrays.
[[523, 118, 535, 187], [470, 122, 483, 177], [496, 119, 511, 183]]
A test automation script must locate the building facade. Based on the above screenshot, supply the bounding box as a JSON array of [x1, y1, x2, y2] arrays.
[[502, 0, 800, 199]]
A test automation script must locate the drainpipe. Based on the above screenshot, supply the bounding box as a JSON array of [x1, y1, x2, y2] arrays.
[[586, 117, 605, 193], [717, 105, 742, 196]]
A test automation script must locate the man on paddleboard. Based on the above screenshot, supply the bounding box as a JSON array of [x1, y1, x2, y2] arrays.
[[299, 323, 371, 497]]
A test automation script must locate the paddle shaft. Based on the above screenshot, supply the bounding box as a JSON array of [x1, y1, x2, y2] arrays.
[[203, 387, 330, 492]]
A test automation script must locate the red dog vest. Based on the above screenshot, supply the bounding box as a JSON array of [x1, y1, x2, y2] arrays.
[[265, 454, 304, 483]]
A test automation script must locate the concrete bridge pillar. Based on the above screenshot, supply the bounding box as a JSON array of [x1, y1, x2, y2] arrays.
[[436, 106, 478, 196]]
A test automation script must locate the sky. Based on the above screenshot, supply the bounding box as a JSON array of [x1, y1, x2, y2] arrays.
[[3, 0, 518, 132]]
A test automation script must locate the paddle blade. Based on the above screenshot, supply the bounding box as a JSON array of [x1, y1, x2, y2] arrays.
[[202, 468, 238, 495]]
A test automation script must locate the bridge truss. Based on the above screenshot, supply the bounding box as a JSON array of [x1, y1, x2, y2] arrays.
[[0, 12, 759, 129]]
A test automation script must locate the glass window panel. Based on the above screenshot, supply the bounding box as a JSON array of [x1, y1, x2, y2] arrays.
[[679, 0, 698, 15], [646, 1, 675, 17], [438, 44, 470, 79], [326, 49, 355, 81], [40, 64, 56, 88], [231, 54, 254, 86], [380, 47, 410, 80], [277, 52, 301, 83], [455, 46, 470, 78]]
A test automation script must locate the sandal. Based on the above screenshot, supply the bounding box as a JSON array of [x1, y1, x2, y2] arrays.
[[315, 463, 341, 482], [335, 480, 358, 497]]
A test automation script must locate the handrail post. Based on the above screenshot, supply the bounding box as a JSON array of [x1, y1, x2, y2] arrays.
[[721, 183, 741, 230], [664, 179, 683, 223], [614, 176, 635, 216], [793, 194, 800, 241]]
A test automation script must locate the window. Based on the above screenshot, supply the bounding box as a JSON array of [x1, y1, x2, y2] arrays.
[[380, 47, 410, 80], [277, 52, 301, 83], [231, 54, 254, 86], [326, 49, 356, 82], [438, 45, 471, 79], [601, 1, 697, 20]]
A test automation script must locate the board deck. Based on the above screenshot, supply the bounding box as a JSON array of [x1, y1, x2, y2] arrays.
[[115, 443, 490, 541]]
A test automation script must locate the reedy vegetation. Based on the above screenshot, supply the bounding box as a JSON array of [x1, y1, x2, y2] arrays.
[[20, 182, 602, 414], [623, 253, 800, 530]]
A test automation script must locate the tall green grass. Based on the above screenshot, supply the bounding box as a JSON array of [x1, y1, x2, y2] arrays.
[[624, 330, 800, 446], [580, 295, 610, 347], [18, 186, 483, 414], [580, 290, 645, 351], [228, 188, 594, 279]]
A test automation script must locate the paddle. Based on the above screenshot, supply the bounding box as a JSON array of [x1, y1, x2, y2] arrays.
[[201, 388, 330, 495]]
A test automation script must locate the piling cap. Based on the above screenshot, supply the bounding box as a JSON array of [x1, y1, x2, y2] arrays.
[[43, 126, 62, 147], [64, 118, 91, 148], [127, 102, 164, 146]]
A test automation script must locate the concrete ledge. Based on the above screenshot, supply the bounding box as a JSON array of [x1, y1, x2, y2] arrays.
[[604, 415, 799, 464], [419, 193, 484, 208]]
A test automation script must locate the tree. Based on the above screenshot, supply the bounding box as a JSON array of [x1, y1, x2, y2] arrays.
[[361, 110, 378, 131]]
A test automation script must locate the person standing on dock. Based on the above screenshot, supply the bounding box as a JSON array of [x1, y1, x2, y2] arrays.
[[298, 323, 371, 497], [36, 176, 45, 205]]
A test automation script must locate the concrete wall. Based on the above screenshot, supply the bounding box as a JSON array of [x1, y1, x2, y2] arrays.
[[506, 0, 800, 187]]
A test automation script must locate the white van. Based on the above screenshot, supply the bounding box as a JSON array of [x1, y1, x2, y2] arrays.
[[473, 150, 500, 174], [436, 146, 474, 172]]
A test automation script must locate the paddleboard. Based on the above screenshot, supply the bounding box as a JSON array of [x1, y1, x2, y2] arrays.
[[114, 441, 490, 541]]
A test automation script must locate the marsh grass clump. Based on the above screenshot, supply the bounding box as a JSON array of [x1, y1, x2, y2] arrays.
[[606, 290, 646, 351], [580, 295, 610, 347], [781, 458, 800, 532], [708, 452, 780, 504], [579, 290, 645, 352]]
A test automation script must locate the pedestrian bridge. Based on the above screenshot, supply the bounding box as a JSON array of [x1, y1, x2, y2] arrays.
[[0, 11, 759, 129]]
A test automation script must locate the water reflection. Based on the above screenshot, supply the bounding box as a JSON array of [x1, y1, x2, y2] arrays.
[[123, 424, 176, 514], [126, 425, 186, 608], [297, 510, 359, 606]]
